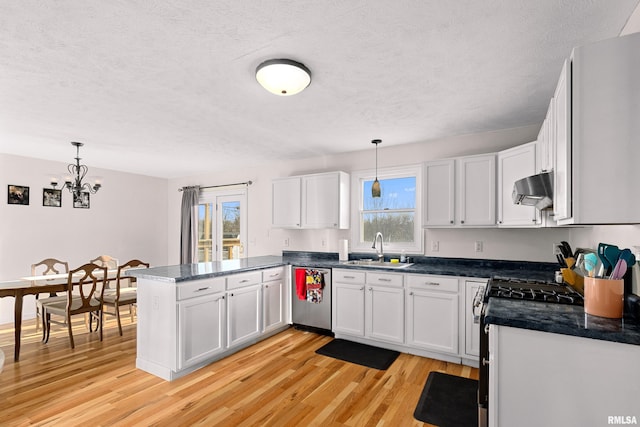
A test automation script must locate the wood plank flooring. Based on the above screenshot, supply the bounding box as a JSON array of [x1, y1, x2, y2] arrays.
[[0, 316, 478, 426]]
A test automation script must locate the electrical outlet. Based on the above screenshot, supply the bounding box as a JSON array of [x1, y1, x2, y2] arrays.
[[431, 241, 439, 252], [321, 238, 326, 247], [475, 241, 483, 252], [283, 238, 290, 247]]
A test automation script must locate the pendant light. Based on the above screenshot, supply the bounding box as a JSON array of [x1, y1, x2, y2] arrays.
[[371, 139, 381, 198]]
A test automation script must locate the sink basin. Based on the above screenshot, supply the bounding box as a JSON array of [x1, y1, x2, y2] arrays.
[[342, 260, 414, 269]]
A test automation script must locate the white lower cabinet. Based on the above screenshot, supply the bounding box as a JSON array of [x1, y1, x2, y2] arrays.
[[178, 291, 226, 369], [366, 273, 404, 344], [333, 281, 365, 336], [227, 284, 261, 348], [332, 270, 481, 364], [262, 277, 285, 333], [136, 267, 289, 382], [406, 275, 459, 354]]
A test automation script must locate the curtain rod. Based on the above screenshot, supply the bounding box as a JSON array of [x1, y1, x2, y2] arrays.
[[178, 180, 252, 192]]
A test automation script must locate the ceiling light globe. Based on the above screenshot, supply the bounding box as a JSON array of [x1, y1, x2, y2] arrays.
[[256, 59, 311, 96]]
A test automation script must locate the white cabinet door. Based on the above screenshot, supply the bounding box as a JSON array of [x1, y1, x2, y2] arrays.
[[366, 285, 404, 344], [262, 279, 284, 333], [553, 59, 572, 222], [424, 159, 455, 226], [497, 143, 540, 227], [464, 280, 485, 358], [301, 172, 349, 229], [458, 154, 496, 226], [332, 282, 365, 336], [272, 177, 301, 228], [178, 292, 226, 369], [227, 284, 261, 348], [406, 288, 458, 354]]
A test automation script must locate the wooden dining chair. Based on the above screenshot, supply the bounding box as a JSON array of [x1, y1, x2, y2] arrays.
[[39, 263, 108, 349], [31, 258, 69, 333], [89, 255, 119, 270], [102, 259, 149, 336]]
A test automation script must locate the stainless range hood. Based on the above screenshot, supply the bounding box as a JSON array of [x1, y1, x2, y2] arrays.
[[512, 171, 554, 210]]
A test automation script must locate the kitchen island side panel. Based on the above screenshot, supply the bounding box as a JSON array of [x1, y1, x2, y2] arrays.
[[136, 278, 177, 378]]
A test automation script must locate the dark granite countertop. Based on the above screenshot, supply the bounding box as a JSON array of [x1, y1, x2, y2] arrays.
[[126, 256, 286, 282], [484, 298, 640, 346]]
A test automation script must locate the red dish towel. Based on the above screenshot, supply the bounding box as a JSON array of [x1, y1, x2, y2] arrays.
[[295, 269, 307, 300]]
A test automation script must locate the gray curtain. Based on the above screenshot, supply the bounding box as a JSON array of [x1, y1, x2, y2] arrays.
[[180, 186, 200, 264]]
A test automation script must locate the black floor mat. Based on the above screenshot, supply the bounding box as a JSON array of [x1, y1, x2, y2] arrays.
[[413, 371, 478, 427], [315, 339, 400, 370]]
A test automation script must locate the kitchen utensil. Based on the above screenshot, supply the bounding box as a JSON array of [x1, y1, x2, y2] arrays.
[[584, 253, 599, 277], [556, 253, 567, 268], [557, 242, 571, 258], [603, 245, 621, 275], [610, 259, 627, 280], [598, 243, 614, 275], [618, 248, 636, 267], [561, 241, 574, 258]]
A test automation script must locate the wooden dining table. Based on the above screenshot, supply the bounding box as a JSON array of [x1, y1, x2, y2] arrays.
[[0, 270, 117, 361]]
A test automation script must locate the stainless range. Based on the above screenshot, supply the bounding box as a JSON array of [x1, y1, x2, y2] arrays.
[[476, 276, 584, 427]]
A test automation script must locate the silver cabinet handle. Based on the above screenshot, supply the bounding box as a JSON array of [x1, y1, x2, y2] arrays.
[[482, 357, 490, 366], [344, 275, 355, 279], [409, 291, 414, 296], [269, 273, 278, 277], [377, 278, 391, 282], [484, 324, 490, 334], [359, 286, 364, 291], [424, 282, 440, 286], [196, 287, 210, 292], [240, 279, 249, 283], [368, 287, 373, 291]]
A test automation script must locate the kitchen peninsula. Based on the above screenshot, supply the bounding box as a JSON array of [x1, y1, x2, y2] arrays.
[[128, 253, 560, 381]]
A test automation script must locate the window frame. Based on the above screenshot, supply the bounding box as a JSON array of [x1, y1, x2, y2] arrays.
[[197, 188, 248, 262], [350, 164, 423, 254]]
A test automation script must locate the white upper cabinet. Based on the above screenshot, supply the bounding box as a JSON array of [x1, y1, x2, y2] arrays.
[[424, 159, 455, 226], [554, 33, 640, 225], [497, 142, 540, 227], [424, 154, 496, 227], [272, 171, 350, 229], [552, 59, 572, 222], [457, 154, 496, 226], [536, 99, 554, 174], [272, 177, 301, 228]]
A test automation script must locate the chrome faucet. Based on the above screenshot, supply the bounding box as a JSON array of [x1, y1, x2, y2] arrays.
[[372, 232, 384, 262]]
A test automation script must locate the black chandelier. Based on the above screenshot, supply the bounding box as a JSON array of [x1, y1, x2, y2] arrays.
[[52, 142, 102, 197]]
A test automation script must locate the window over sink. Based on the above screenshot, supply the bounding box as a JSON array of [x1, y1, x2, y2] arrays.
[[351, 165, 422, 254]]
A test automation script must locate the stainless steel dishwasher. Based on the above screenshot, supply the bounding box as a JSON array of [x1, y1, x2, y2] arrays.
[[291, 267, 332, 335]]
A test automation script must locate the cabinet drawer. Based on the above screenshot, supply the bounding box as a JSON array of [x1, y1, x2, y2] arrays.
[[366, 272, 403, 287], [333, 269, 365, 283], [177, 277, 226, 300], [262, 267, 286, 282], [406, 275, 458, 293], [227, 271, 262, 290]]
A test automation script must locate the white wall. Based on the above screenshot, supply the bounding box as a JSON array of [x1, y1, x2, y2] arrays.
[[167, 124, 579, 264], [0, 153, 169, 324]]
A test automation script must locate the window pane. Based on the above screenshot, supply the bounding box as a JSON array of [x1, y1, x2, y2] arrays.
[[363, 177, 416, 211], [222, 201, 240, 260], [198, 203, 213, 262], [362, 212, 415, 243]]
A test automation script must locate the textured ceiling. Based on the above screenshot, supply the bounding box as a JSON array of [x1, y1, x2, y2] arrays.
[[0, 1, 638, 178]]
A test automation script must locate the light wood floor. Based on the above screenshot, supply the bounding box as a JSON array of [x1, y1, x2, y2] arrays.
[[0, 316, 478, 426]]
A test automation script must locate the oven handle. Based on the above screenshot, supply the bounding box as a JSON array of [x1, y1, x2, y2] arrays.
[[472, 285, 485, 324]]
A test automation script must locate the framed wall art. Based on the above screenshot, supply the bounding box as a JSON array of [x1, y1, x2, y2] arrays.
[[73, 192, 90, 209], [8, 185, 29, 205], [43, 188, 62, 207]]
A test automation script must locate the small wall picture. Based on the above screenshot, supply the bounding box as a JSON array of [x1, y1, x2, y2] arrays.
[[8, 185, 29, 205], [73, 192, 90, 209], [43, 188, 62, 207]]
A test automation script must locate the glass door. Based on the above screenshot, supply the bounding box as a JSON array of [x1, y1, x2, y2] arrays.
[[197, 190, 247, 262]]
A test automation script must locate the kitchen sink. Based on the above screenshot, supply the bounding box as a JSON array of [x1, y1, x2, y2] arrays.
[[341, 260, 414, 269]]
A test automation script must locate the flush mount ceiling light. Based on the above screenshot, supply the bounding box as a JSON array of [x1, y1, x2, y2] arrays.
[[371, 139, 382, 198], [255, 59, 311, 96]]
